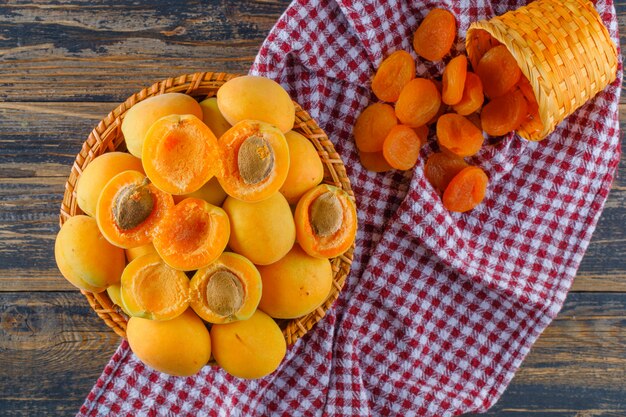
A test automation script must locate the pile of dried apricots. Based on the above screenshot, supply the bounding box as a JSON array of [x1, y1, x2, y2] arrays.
[[355, 8, 542, 213], [55, 75, 357, 379]]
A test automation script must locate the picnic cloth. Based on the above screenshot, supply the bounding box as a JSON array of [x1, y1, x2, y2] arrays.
[[77, 0, 622, 416]]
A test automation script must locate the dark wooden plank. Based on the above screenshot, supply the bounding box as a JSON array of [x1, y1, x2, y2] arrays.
[[0, 0, 291, 102]]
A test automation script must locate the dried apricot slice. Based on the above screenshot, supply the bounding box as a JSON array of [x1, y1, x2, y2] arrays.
[[371, 50, 416, 103], [452, 72, 484, 116], [382, 125, 422, 170], [189, 252, 262, 324], [353, 103, 398, 152], [481, 90, 528, 137], [424, 152, 469, 194], [153, 198, 230, 271], [413, 8, 456, 62], [442, 55, 468, 105], [476, 45, 521, 98], [442, 166, 489, 213], [395, 78, 441, 127], [96, 170, 174, 249], [436, 113, 484, 157]]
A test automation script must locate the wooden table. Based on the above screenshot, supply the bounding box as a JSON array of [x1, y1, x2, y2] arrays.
[[0, 1, 623, 415]]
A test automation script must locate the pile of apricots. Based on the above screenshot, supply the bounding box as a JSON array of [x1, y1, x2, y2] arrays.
[[355, 8, 542, 213], [55, 75, 358, 379]]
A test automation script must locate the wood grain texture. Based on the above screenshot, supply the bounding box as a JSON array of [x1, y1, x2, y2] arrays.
[[0, 0, 623, 416]]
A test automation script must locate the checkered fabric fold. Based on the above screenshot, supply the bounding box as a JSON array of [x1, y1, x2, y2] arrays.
[[78, 1, 622, 416]]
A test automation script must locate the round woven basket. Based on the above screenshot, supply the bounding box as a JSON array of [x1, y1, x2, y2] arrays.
[[59, 72, 354, 346], [466, 0, 618, 141]]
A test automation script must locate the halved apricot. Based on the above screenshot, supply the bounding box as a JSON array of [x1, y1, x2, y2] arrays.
[[218, 120, 290, 203], [96, 170, 174, 249], [189, 252, 262, 324], [120, 252, 190, 321], [436, 113, 484, 157], [294, 184, 357, 259], [142, 114, 221, 195], [153, 198, 230, 271]]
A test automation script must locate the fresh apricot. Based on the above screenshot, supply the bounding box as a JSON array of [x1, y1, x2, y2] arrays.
[[467, 29, 501, 70], [76, 152, 144, 217], [120, 252, 189, 320], [436, 113, 484, 157], [481, 90, 528, 137], [443, 166, 489, 213], [121, 93, 203, 158], [371, 50, 416, 102], [55, 215, 125, 292], [127, 308, 211, 377], [223, 192, 295, 265], [395, 78, 441, 127], [257, 244, 332, 319], [452, 72, 484, 116], [424, 152, 469, 194], [218, 120, 290, 203], [413, 8, 456, 62], [106, 284, 131, 315], [217, 75, 295, 133], [359, 151, 394, 173], [295, 184, 357, 259], [142, 114, 221, 195], [211, 309, 286, 379], [382, 125, 422, 170], [353, 103, 398, 153], [199, 97, 231, 139], [190, 252, 262, 324], [476, 45, 521, 98], [442, 55, 467, 105], [96, 170, 173, 249], [172, 177, 227, 207], [153, 198, 230, 271], [125, 242, 156, 263], [279, 130, 324, 204]]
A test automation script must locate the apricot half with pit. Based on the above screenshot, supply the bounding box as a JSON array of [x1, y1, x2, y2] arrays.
[[258, 243, 332, 319], [218, 120, 290, 203], [153, 198, 230, 271], [217, 75, 295, 133], [211, 309, 286, 379], [295, 184, 357, 259], [96, 170, 174, 249], [127, 308, 211, 377], [120, 252, 190, 321], [189, 252, 262, 324], [223, 192, 295, 265], [55, 215, 125, 292]]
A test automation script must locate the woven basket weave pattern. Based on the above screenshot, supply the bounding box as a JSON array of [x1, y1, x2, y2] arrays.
[[466, 0, 618, 141], [59, 72, 354, 346]]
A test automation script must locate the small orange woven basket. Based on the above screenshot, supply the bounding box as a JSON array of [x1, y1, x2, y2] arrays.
[[466, 0, 618, 141], [59, 72, 355, 346]]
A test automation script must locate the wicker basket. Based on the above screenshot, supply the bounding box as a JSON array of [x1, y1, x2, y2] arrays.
[[466, 0, 618, 141], [59, 72, 355, 346]]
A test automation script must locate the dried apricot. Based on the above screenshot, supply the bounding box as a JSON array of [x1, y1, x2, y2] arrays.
[[359, 151, 393, 173], [413, 8, 456, 62], [452, 72, 484, 116], [442, 166, 488, 213], [371, 50, 416, 102], [481, 90, 528, 137], [413, 124, 429, 147], [382, 125, 422, 170], [436, 113, 484, 157], [395, 78, 441, 127], [467, 29, 501, 70], [353, 103, 398, 152], [424, 152, 469, 194], [476, 45, 521, 98], [442, 55, 467, 105]]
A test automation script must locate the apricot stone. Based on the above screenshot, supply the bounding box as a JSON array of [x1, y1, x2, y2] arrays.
[[121, 93, 203, 158], [211, 309, 286, 379], [127, 308, 211, 376], [55, 215, 125, 292], [217, 75, 295, 133]]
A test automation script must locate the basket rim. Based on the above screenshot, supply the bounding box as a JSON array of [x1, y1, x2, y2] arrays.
[[60, 71, 356, 347]]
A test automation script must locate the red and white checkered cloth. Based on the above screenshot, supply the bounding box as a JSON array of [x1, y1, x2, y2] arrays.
[[78, 1, 622, 416]]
